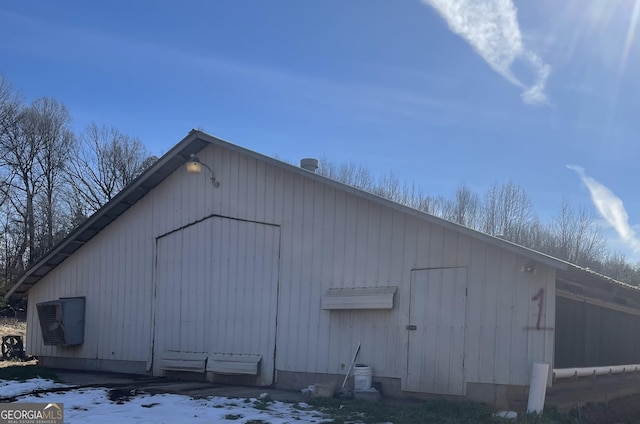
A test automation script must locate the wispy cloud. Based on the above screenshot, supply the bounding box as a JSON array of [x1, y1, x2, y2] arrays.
[[421, 0, 551, 105], [568, 165, 640, 257]]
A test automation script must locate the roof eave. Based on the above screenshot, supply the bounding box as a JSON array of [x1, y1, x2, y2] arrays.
[[4, 130, 208, 299], [193, 132, 570, 272]]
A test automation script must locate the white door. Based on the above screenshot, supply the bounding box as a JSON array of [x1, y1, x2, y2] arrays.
[[406, 267, 467, 395], [153, 216, 280, 385]]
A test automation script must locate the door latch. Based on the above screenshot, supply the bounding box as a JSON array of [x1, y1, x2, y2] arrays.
[[406, 325, 417, 330]]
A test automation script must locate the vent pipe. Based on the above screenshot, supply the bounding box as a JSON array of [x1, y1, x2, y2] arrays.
[[300, 158, 319, 173]]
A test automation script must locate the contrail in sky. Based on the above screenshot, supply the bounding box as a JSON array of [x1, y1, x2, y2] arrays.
[[568, 165, 640, 257], [421, 0, 551, 105]]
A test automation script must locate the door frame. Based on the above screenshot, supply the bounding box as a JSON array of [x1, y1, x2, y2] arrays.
[[150, 214, 281, 384], [405, 267, 468, 395]]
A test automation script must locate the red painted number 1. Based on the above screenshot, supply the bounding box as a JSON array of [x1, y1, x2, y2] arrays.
[[531, 288, 544, 330]]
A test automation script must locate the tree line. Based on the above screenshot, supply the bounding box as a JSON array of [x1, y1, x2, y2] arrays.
[[318, 159, 640, 286], [0, 75, 155, 287]]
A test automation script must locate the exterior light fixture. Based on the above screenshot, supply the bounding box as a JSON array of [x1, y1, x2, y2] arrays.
[[521, 261, 536, 274], [185, 154, 220, 187]]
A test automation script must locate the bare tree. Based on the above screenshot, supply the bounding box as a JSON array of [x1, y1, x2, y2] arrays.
[[0, 76, 26, 281], [23, 97, 75, 251], [549, 198, 605, 266], [0, 104, 40, 264], [0, 75, 21, 139], [600, 253, 640, 286], [373, 172, 403, 202], [0, 75, 22, 210], [318, 158, 375, 192], [481, 180, 535, 244], [448, 183, 481, 228], [67, 123, 150, 213], [0, 95, 76, 264], [0, 206, 26, 285]]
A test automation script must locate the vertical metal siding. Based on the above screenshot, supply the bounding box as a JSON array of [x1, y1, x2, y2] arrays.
[[497, 251, 517, 382], [26, 194, 157, 364], [509, 256, 531, 384], [26, 144, 556, 393]]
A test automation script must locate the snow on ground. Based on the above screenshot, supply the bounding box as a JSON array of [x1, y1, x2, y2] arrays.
[[2, 379, 331, 424], [0, 377, 67, 397]]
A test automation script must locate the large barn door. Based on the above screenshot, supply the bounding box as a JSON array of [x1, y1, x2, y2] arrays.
[[406, 267, 467, 395], [153, 217, 280, 385]]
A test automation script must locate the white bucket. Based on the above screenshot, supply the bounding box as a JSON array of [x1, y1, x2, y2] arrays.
[[353, 364, 372, 391]]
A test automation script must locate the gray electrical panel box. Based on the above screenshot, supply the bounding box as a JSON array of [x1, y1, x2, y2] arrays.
[[36, 298, 85, 346]]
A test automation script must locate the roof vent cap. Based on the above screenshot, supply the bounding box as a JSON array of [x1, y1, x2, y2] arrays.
[[300, 158, 319, 173]]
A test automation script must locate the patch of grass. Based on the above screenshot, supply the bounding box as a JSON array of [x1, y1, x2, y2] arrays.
[[307, 398, 575, 424], [510, 410, 574, 424], [107, 388, 140, 403], [253, 397, 272, 411], [0, 365, 58, 382]]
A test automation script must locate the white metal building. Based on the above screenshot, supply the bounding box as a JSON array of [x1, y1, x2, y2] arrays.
[[7, 131, 640, 408]]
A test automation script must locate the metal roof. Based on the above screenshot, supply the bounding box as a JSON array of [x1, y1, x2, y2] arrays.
[[563, 263, 640, 292], [9, 130, 636, 299]]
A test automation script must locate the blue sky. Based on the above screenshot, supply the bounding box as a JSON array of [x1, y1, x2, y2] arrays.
[[1, 0, 638, 261]]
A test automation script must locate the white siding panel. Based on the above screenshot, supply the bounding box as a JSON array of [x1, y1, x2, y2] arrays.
[[450, 267, 468, 394], [318, 187, 337, 370], [480, 245, 500, 383], [386, 212, 406, 375], [301, 178, 318, 372], [377, 207, 393, 284], [365, 204, 381, 284], [464, 238, 485, 383], [494, 251, 516, 384], [429, 225, 444, 268], [332, 190, 347, 288]]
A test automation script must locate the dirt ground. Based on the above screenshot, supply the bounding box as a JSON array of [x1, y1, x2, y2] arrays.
[[0, 318, 36, 368], [570, 394, 640, 424]]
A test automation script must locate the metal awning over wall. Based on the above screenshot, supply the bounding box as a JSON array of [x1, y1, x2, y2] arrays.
[[557, 265, 640, 316]]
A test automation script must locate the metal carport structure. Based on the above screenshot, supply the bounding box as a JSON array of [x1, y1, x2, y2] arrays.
[[549, 265, 640, 410]]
